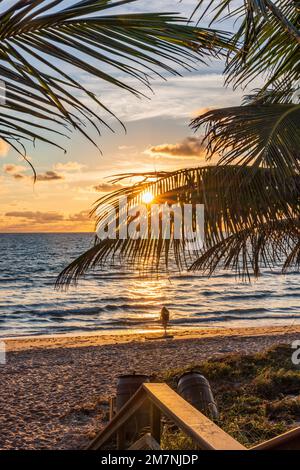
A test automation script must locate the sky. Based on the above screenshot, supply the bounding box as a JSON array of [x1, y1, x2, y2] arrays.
[[0, 0, 247, 233]]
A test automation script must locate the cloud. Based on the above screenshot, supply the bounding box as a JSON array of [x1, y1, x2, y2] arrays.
[[0, 140, 10, 157], [147, 137, 206, 159], [13, 174, 26, 180], [3, 164, 26, 174], [3, 165, 63, 182], [54, 161, 86, 172], [90, 73, 249, 123], [118, 145, 136, 151], [5, 211, 64, 223], [68, 210, 90, 222], [4, 210, 93, 229], [3, 165, 27, 180], [93, 182, 123, 193], [36, 171, 63, 182]]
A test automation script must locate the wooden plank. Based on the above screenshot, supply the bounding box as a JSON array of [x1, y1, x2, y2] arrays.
[[143, 383, 245, 450], [87, 387, 148, 450], [109, 396, 116, 420], [150, 403, 161, 445], [128, 433, 161, 450], [117, 426, 125, 450], [251, 426, 300, 450]]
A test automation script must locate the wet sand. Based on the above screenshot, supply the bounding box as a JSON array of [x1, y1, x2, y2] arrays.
[[1, 325, 300, 449]]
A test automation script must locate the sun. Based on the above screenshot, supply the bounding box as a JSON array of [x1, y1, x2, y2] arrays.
[[142, 191, 154, 204]]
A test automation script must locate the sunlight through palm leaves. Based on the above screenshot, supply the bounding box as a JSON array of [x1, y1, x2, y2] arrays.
[[56, 166, 300, 286], [56, 0, 300, 285]]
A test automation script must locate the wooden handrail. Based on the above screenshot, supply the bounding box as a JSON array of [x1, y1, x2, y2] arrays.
[[251, 426, 300, 450], [87, 382, 300, 451], [144, 383, 245, 450], [87, 383, 245, 450]]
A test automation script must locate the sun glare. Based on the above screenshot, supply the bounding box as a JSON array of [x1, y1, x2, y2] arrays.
[[142, 191, 154, 204]]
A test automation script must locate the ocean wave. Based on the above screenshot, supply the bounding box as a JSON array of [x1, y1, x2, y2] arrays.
[[1, 233, 300, 336]]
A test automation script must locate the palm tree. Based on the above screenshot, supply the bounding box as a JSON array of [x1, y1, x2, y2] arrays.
[[57, 0, 300, 286], [0, 0, 230, 177]]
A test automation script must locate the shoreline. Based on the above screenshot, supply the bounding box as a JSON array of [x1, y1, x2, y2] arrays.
[[3, 325, 300, 352]]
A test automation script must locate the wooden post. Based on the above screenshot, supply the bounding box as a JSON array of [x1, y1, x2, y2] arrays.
[[117, 426, 125, 450], [150, 402, 161, 445], [109, 396, 116, 421]]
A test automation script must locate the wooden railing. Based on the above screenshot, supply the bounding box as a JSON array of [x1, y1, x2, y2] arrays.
[[88, 383, 245, 450], [251, 427, 300, 451], [88, 383, 300, 451]]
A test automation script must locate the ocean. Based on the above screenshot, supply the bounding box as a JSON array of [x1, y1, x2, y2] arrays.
[[0, 233, 299, 337]]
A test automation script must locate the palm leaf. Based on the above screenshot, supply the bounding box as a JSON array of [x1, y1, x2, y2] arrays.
[[243, 86, 299, 105], [193, 0, 300, 92], [190, 217, 300, 279], [56, 165, 300, 286], [191, 103, 300, 178], [0, 0, 232, 160]]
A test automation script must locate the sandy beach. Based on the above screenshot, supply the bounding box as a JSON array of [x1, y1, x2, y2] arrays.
[[1, 325, 300, 450]]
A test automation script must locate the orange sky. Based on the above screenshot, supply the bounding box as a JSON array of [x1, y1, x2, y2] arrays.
[[0, 0, 263, 234], [0, 73, 248, 233]]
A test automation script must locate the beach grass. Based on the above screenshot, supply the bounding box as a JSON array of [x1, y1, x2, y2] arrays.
[[157, 344, 300, 449]]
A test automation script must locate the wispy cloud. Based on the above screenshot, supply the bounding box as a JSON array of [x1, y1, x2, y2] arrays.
[[118, 145, 136, 151], [5, 211, 64, 223], [4, 209, 92, 230], [86, 73, 246, 124], [68, 210, 90, 222], [93, 182, 123, 193], [3, 164, 26, 174], [36, 171, 63, 182], [54, 161, 86, 172], [3, 164, 64, 182]]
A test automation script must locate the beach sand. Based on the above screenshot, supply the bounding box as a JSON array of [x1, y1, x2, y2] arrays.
[[1, 325, 300, 450]]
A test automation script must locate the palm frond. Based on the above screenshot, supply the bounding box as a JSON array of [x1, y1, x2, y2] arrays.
[[190, 217, 300, 279], [242, 86, 299, 105], [193, 0, 300, 91], [0, 0, 232, 161], [56, 165, 300, 286], [191, 103, 300, 177]]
